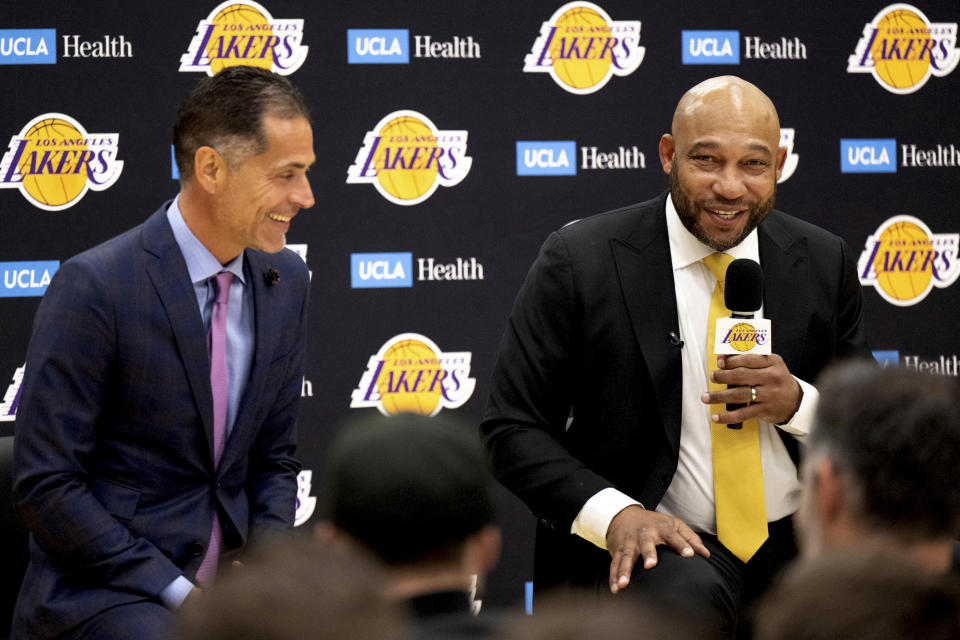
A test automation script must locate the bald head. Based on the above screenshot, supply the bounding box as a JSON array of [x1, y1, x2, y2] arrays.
[[671, 76, 781, 149], [658, 76, 786, 251]]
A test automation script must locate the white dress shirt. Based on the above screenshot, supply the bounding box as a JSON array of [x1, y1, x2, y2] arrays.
[[570, 195, 817, 550]]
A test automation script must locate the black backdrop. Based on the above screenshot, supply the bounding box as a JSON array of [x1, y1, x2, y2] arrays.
[[2, 0, 958, 609]]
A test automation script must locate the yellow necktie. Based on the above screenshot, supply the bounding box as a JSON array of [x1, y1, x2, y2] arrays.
[[702, 253, 768, 563]]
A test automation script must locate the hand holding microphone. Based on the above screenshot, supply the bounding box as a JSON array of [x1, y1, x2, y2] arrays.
[[703, 259, 803, 427], [720, 259, 765, 429]]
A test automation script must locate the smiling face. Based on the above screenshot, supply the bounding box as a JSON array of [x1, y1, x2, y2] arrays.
[[659, 76, 787, 252], [211, 114, 316, 261]]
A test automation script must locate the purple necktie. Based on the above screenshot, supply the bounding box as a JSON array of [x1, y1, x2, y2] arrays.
[[196, 271, 232, 587]]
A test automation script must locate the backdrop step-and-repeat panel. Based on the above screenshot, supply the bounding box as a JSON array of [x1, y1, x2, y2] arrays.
[[2, 0, 958, 608]]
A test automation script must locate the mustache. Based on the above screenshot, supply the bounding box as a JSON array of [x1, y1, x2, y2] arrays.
[[701, 197, 752, 209]]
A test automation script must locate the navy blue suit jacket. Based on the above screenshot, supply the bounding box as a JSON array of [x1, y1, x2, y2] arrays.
[[11, 204, 309, 638], [481, 192, 870, 589]]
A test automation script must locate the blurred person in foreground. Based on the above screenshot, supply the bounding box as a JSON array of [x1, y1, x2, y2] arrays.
[[178, 539, 412, 640], [795, 361, 960, 573], [754, 551, 960, 640], [501, 590, 716, 640], [318, 412, 502, 639]]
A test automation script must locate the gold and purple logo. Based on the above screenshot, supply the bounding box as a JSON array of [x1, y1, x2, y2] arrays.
[[523, 2, 645, 94], [847, 4, 959, 94], [346, 110, 471, 206], [0, 113, 122, 211], [350, 333, 476, 416], [179, 1, 308, 76], [859, 215, 960, 305]]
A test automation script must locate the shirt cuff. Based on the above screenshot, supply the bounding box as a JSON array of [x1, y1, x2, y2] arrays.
[[159, 575, 194, 610], [570, 487, 643, 551], [774, 376, 818, 438]]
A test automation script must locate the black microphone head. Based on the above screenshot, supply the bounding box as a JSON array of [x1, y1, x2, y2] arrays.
[[724, 259, 763, 313]]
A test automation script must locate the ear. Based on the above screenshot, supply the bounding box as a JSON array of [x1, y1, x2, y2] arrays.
[[813, 458, 846, 527], [658, 134, 676, 175], [192, 145, 228, 195], [463, 526, 501, 574], [774, 145, 788, 181]]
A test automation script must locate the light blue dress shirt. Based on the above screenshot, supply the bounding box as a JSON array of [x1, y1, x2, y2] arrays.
[[159, 196, 255, 608]]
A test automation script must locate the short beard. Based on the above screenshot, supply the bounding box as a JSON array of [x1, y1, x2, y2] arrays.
[[670, 164, 776, 252]]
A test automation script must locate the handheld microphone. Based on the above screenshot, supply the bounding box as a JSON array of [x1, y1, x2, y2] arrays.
[[721, 259, 764, 429]]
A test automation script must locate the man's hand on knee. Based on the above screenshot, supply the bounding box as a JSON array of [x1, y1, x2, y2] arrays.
[[605, 505, 709, 594]]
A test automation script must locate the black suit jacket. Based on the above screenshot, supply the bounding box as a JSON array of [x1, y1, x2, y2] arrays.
[[480, 192, 870, 587], [11, 204, 310, 638]]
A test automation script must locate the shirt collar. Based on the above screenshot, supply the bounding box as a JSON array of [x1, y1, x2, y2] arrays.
[[166, 195, 246, 285], [665, 193, 759, 270]]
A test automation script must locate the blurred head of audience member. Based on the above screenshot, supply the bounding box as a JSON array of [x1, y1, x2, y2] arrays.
[[501, 589, 716, 640], [754, 551, 960, 640], [177, 538, 411, 640], [319, 412, 501, 632], [796, 361, 960, 572]]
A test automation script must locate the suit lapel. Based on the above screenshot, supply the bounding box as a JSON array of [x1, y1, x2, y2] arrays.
[[759, 212, 810, 370], [611, 199, 683, 454], [141, 206, 216, 465], [218, 251, 279, 470]]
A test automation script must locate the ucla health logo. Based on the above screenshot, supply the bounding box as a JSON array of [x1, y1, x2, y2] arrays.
[[0, 364, 24, 422], [0, 29, 56, 64], [348, 29, 409, 63], [352, 253, 484, 288], [0, 114, 123, 211], [848, 4, 959, 94], [180, 1, 308, 76], [873, 350, 900, 367], [350, 333, 476, 417], [1, 261, 59, 297], [347, 110, 471, 206], [352, 252, 413, 288], [682, 30, 740, 64], [841, 139, 897, 173], [517, 141, 577, 176], [859, 215, 959, 306], [524, 2, 645, 95]]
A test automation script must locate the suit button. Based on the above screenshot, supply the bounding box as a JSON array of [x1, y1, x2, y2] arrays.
[[214, 481, 222, 489], [659, 475, 671, 488], [188, 542, 204, 557]]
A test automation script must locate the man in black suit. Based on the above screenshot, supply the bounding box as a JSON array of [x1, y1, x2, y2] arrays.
[[481, 76, 870, 634]]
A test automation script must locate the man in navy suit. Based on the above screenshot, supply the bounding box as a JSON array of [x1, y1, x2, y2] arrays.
[[481, 76, 870, 635], [11, 66, 315, 639]]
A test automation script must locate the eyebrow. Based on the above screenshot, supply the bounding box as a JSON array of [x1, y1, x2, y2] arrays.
[[275, 160, 314, 171], [688, 141, 773, 157]]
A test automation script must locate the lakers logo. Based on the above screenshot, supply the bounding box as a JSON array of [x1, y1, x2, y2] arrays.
[[350, 333, 476, 416], [859, 216, 960, 306], [346, 111, 472, 206], [180, 0, 308, 76], [847, 4, 959, 94], [0, 363, 25, 422], [523, 2, 645, 95], [778, 128, 799, 184], [0, 114, 123, 211], [722, 323, 768, 352], [294, 470, 316, 527]]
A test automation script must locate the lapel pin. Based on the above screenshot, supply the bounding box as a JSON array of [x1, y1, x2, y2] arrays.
[[264, 268, 280, 286]]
